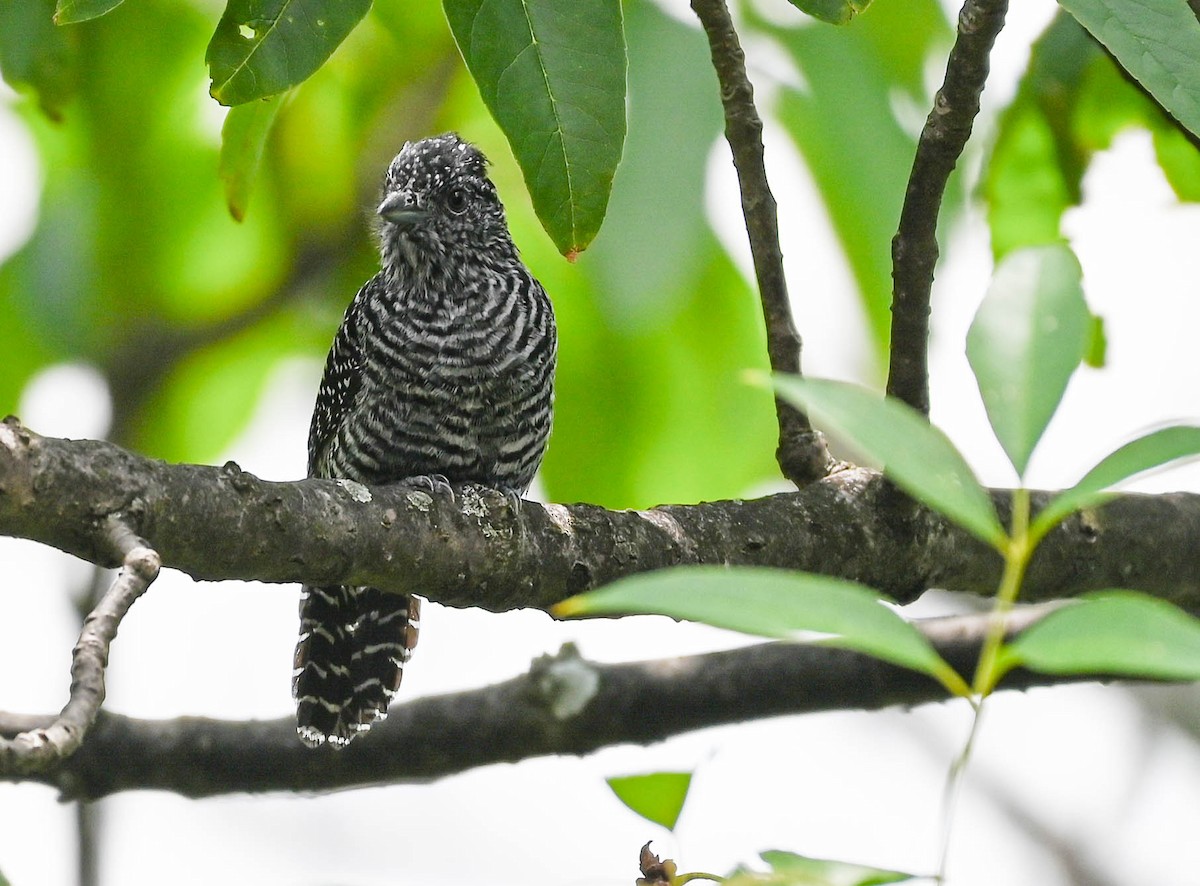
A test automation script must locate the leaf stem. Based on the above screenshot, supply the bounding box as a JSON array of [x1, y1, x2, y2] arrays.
[[936, 703, 987, 883], [674, 872, 725, 885], [938, 486, 1033, 879], [973, 487, 1032, 694]]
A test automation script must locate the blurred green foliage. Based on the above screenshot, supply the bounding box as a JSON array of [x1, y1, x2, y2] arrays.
[[985, 12, 1200, 260], [6, 0, 1197, 511]]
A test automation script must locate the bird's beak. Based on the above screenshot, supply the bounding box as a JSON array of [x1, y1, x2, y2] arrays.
[[378, 191, 428, 226]]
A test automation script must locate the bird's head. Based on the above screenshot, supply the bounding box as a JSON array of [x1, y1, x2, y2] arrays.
[[376, 133, 513, 274]]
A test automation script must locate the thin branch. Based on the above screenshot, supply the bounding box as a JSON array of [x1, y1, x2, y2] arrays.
[[3, 422, 1200, 613], [690, 0, 830, 486], [3, 605, 1110, 801], [888, 0, 1010, 414], [0, 517, 159, 776]]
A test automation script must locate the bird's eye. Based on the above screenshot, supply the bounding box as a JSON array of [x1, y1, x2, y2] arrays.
[[446, 187, 468, 215]]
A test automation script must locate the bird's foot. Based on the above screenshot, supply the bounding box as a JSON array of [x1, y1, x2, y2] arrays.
[[499, 487, 524, 515], [400, 473, 455, 502]]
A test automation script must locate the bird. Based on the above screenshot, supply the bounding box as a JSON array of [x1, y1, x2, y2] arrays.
[[292, 133, 557, 748]]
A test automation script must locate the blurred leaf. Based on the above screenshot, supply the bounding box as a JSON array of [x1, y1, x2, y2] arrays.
[[997, 592, 1200, 681], [1060, 0, 1200, 140], [443, 0, 626, 256], [725, 850, 917, 885], [133, 310, 313, 462], [0, 0, 79, 119], [556, 566, 967, 695], [1083, 313, 1106, 368], [983, 13, 1097, 258], [370, 0, 456, 71], [981, 12, 1200, 256], [219, 93, 286, 222], [607, 772, 693, 831], [788, 0, 873, 25], [1032, 426, 1200, 538], [1152, 124, 1200, 201], [54, 0, 124, 24], [206, 0, 371, 105], [757, 1, 953, 367], [0, 272, 59, 417], [772, 376, 1006, 550], [966, 244, 1090, 478]]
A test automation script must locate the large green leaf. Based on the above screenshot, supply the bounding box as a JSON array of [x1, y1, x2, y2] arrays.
[[54, 0, 125, 24], [1032, 425, 1200, 538], [219, 93, 286, 222], [607, 772, 692, 831], [1059, 0, 1200, 140], [725, 850, 917, 886], [206, 0, 371, 105], [443, 0, 626, 256], [772, 376, 1006, 550], [966, 244, 1091, 478], [997, 592, 1200, 681], [555, 566, 966, 694]]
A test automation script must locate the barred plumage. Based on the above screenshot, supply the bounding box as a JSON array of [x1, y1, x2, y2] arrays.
[[293, 134, 557, 748]]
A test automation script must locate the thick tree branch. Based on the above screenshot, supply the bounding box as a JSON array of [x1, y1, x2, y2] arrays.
[[691, 0, 830, 486], [3, 422, 1200, 613], [4, 605, 1107, 801], [0, 515, 159, 775], [888, 0, 1010, 414]]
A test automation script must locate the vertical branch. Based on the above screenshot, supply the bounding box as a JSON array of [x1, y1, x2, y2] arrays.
[[888, 0, 1010, 415], [691, 0, 830, 487]]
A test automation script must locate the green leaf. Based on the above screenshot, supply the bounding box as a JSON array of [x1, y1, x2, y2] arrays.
[[771, 376, 1006, 550], [206, 0, 370, 105], [998, 592, 1200, 681], [555, 566, 967, 695], [606, 772, 692, 831], [1032, 425, 1200, 538], [219, 93, 286, 222], [1059, 0, 1200, 140], [54, 0, 125, 24], [0, 0, 78, 119], [787, 0, 873, 25], [966, 243, 1090, 478], [724, 850, 917, 886], [442, 0, 626, 256]]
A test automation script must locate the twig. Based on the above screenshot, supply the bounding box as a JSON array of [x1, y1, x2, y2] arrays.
[[690, 0, 830, 486], [888, 0, 1010, 415], [0, 517, 159, 776], [2, 604, 1106, 800]]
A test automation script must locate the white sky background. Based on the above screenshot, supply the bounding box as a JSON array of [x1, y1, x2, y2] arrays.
[[3, 2, 1200, 885]]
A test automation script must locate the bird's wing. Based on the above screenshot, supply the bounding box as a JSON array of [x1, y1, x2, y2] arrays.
[[306, 278, 375, 478]]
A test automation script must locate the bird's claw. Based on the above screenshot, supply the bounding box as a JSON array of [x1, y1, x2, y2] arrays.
[[501, 488, 524, 514], [402, 473, 455, 502]]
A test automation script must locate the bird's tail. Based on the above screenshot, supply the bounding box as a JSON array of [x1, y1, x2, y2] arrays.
[[293, 585, 420, 747]]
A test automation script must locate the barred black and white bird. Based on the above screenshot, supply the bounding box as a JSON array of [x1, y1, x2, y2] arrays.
[[293, 133, 557, 748]]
